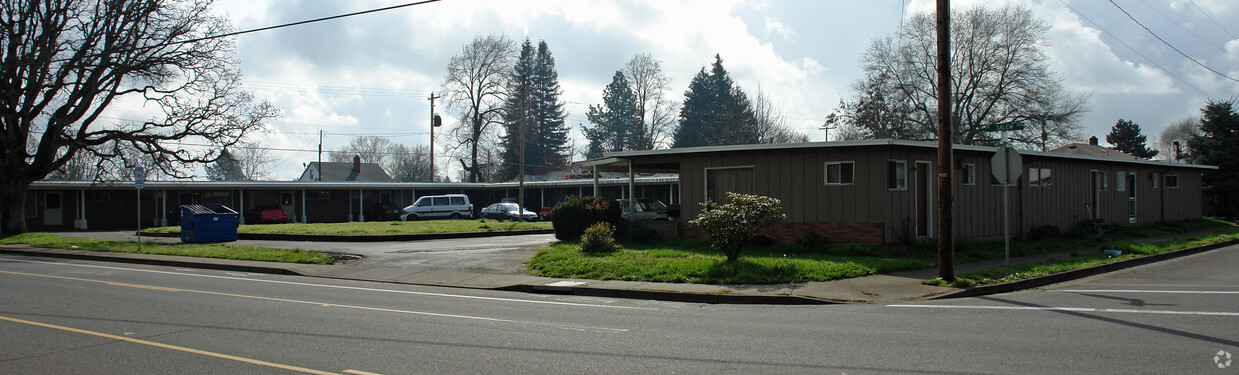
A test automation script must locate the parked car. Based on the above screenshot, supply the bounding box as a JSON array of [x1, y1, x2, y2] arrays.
[[539, 206, 553, 221], [500, 197, 518, 204], [617, 198, 670, 221], [480, 202, 538, 221], [364, 203, 403, 221], [247, 205, 289, 224], [401, 194, 474, 221]]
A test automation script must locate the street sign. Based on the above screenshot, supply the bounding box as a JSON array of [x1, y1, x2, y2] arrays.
[[990, 145, 1022, 185], [984, 122, 1025, 132], [134, 166, 145, 190]]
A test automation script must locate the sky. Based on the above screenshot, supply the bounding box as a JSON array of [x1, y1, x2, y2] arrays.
[[144, 0, 1239, 180]]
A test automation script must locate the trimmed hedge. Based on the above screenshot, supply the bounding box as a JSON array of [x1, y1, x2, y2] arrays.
[[551, 196, 627, 241]]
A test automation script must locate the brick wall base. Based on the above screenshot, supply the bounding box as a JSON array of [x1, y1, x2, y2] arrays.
[[633, 221, 885, 246]]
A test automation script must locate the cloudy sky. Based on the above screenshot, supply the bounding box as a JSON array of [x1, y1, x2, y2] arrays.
[[182, 0, 1238, 180]]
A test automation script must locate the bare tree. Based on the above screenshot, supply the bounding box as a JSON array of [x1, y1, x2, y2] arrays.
[[441, 34, 517, 182], [329, 136, 394, 166], [752, 84, 808, 144], [853, 5, 1088, 148], [233, 140, 275, 180], [622, 53, 677, 149], [1, 0, 278, 234], [204, 149, 245, 181], [387, 144, 433, 182], [1156, 117, 1201, 160]]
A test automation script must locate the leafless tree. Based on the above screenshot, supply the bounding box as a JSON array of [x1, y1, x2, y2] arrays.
[[233, 140, 275, 180], [204, 149, 245, 181], [387, 144, 433, 182], [0, 0, 278, 233], [622, 53, 677, 149], [329, 136, 394, 166], [855, 5, 1088, 148], [752, 84, 808, 144], [441, 34, 517, 182], [1155, 117, 1201, 160]]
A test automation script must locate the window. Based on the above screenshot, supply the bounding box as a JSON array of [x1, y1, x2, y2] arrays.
[[1150, 172, 1159, 188], [1116, 171, 1126, 191], [961, 163, 976, 185], [705, 167, 754, 203], [450, 196, 465, 206], [888, 160, 907, 190], [432, 197, 449, 206], [825, 161, 854, 185], [1026, 168, 1052, 187], [1166, 174, 1179, 188]]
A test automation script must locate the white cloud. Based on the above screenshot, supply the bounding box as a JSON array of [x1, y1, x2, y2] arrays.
[[764, 17, 795, 39]]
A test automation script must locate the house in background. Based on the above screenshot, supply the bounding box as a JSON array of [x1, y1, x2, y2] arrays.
[[298, 155, 394, 182], [584, 139, 1214, 245]]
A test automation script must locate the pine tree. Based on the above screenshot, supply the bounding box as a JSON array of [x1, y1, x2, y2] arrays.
[[204, 150, 245, 181], [1106, 119, 1158, 158], [1188, 100, 1239, 218], [501, 39, 568, 180], [673, 55, 758, 148], [585, 71, 641, 158]]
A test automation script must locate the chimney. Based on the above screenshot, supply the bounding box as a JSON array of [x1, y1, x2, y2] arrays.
[[1088, 136, 1098, 146], [353, 155, 361, 172]]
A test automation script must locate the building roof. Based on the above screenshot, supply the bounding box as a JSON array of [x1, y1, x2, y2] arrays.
[[1049, 143, 1142, 160], [582, 139, 1214, 171], [299, 161, 393, 182]]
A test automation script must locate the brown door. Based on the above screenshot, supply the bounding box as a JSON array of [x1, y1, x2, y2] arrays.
[[916, 163, 929, 237]]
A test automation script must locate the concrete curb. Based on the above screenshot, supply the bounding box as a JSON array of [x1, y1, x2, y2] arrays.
[[506, 284, 836, 305], [0, 247, 302, 276], [139, 229, 554, 242], [931, 238, 1239, 299]]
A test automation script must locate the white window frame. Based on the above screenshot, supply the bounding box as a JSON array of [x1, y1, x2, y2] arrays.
[[1166, 174, 1180, 188], [824, 161, 855, 186], [1150, 172, 1159, 188], [888, 160, 907, 191]]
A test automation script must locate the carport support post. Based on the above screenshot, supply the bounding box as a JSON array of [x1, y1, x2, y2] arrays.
[[628, 162, 635, 217], [160, 190, 167, 226], [592, 165, 599, 197], [301, 189, 308, 223], [358, 189, 365, 222], [239, 189, 245, 225]]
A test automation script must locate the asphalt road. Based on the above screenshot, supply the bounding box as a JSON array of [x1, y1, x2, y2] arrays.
[[51, 231, 557, 274], [2, 244, 1237, 374]]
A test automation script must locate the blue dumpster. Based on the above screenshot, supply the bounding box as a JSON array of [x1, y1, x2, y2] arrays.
[[180, 204, 239, 242]]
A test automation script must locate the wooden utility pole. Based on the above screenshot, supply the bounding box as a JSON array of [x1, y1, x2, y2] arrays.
[[936, 0, 955, 281], [428, 92, 440, 181]]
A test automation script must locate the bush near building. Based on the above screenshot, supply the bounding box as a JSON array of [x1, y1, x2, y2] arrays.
[[550, 196, 626, 241]]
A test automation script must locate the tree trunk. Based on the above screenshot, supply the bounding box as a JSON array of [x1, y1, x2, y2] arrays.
[[2, 179, 31, 235]]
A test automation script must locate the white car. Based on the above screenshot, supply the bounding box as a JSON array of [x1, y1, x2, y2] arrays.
[[402, 194, 474, 221], [617, 198, 670, 221], [480, 203, 538, 221]]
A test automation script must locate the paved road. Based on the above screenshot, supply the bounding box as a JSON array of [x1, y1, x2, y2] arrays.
[[51, 231, 557, 274], [2, 244, 1237, 374]]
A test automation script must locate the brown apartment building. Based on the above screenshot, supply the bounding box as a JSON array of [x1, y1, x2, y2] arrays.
[[584, 139, 1214, 245]]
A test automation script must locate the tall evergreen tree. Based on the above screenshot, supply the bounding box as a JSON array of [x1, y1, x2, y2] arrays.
[[584, 71, 641, 158], [673, 55, 758, 148], [1188, 100, 1239, 218], [501, 39, 569, 180], [1106, 119, 1158, 158]]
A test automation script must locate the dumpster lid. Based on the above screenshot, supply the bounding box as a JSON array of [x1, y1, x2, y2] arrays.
[[181, 204, 237, 215]]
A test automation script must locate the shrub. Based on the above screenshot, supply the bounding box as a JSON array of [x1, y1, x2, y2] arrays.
[[796, 231, 829, 253], [551, 196, 626, 241], [579, 222, 621, 253], [689, 193, 785, 262]]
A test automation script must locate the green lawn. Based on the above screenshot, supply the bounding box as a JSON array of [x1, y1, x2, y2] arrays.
[[144, 219, 553, 236], [0, 233, 334, 264], [528, 238, 935, 284], [925, 218, 1239, 287]]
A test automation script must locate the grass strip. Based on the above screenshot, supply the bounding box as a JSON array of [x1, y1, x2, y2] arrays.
[[528, 239, 934, 284], [925, 221, 1239, 288], [1, 233, 334, 264], [143, 219, 552, 236]]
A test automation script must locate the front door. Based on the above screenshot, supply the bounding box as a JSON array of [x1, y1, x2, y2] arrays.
[[43, 192, 63, 226], [1090, 171, 1102, 220], [1127, 173, 1137, 223]]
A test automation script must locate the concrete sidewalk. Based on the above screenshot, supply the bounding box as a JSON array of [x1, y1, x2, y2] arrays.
[[3, 230, 1230, 305]]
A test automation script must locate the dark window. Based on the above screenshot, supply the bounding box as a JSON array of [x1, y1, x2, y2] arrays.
[[432, 197, 449, 206], [888, 161, 907, 190], [825, 162, 854, 185], [1166, 174, 1179, 188], [962, 164, 976, 185], [450, 196, 465, 205]]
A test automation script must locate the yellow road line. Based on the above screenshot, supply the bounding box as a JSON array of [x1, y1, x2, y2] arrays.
[[0, 315, 338, 375]]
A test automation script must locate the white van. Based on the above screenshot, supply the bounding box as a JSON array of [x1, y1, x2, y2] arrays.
[[401, 194, 474, 221]]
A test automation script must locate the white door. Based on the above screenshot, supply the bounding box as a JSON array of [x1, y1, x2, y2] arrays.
[[43, 192, 63, 226]]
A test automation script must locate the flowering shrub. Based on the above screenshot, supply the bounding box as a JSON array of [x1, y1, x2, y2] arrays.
[[689, 193, 785, 262], [551, 196, 626, 240], [579, 222, 621, 253]]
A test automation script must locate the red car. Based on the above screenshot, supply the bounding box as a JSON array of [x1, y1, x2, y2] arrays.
[[539, 207, 553, 221], [248, 205, 289, 224]]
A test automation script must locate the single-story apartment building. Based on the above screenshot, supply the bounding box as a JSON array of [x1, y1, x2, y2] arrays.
[[583, 139, 1215, 245]]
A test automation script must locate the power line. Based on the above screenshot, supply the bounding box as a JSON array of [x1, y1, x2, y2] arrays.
[[1059, 1, 1210, 96], [175, 0, 441, 50], [1186, 0, 1237, 40], [1107, 0, 1239, 83], [1136, 0, 1239, 60]]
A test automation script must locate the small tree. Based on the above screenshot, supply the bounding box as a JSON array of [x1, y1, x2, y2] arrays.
[[689, 193, 785, 262], [1106, 119, 1158, 159]]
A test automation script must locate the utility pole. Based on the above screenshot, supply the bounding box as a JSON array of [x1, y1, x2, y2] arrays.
[[935, 0, 955, 281], [428, 92, 440, 182], [317, 130, 323, 181], [518, 84, 528, 211]]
